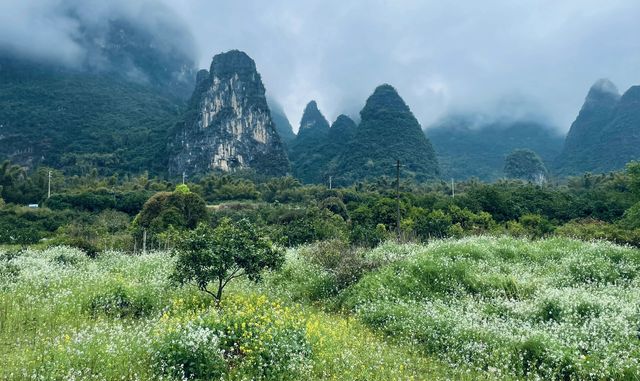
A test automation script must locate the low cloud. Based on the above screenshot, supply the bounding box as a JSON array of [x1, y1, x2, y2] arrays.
[[4, 1, 639, 133], [164, 0, 640, 132], [0, 0, 197, 71]]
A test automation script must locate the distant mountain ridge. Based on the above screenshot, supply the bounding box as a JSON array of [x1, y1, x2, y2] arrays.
[[428, 115, 563, 181]]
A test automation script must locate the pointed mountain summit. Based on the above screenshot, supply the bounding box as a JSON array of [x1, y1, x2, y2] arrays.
[[169, 50, 289, 177], [337, 84, 439, 182], [598, 85, 640, 169], [328, 114, 357, 143], [288, 101, 332, 183], [296, 101, 331, 140], [556, 79, 627, 175]]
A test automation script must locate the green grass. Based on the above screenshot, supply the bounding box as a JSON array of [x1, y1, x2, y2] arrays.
[[3, 237, 639, 380], [0, 245, 473, 380]]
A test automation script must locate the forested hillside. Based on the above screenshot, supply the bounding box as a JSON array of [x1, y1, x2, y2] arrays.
[[0, 57, 184, 175]]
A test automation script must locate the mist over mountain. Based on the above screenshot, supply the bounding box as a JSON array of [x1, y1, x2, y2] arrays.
[[0, 55, 183, 175], [268, 100, 296, 145], [0, 0, 197, 97], [0, 1, 200, 174], [428, 115, 564, 181], [0, 1, 639, 184]]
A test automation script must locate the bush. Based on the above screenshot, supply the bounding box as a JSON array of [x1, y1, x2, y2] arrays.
[[555, 218, 640, 247], [300, 239, 377, 292], [155, 295, 313, 380], [152, 321, 226, 380], [88, 283, 155, 318]]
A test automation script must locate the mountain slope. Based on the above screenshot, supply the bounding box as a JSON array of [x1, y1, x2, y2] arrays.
[[556, 79, 640, 175], [337, 84, 439, 183], [0, 56, 183, 175], [288, 101, 331, 183], [268, 101, 296, 145], [555, 79, 621, 175]]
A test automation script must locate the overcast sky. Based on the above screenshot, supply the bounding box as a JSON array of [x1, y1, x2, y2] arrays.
[[2, 0, 640, 132]]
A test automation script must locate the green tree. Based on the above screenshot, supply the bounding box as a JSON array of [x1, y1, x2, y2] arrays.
[[132, 185, 207, 248], [172, 219, 284, 306], [626, 161, 640, 199], [504, 149, 547, 183]]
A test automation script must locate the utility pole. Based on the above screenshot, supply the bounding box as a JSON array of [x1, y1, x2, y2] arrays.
[[47, 170, 51, 199], [329, 176, 332, 190], [396, 159, 401, 242], [451, 178, 455, 198], [143, 229, 147, 254]]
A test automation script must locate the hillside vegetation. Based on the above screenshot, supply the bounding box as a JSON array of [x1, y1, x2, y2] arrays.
[[0, 58, 183, 176]]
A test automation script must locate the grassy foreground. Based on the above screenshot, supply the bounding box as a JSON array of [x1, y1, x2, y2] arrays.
[[2, 236, 640, 380], [0, 245, 470, 380]]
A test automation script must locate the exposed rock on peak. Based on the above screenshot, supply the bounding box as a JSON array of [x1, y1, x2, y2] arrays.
[[298, 101, 330, 138], [169, 50, 289, 178]]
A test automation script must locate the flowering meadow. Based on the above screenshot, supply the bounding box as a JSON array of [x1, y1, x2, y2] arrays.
[[2, 237, 640, 380], [0, 245, 465, 380], [340, 237, 640, 380]]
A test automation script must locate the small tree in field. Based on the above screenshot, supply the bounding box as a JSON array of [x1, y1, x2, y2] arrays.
[[171, 218, 284, 306]]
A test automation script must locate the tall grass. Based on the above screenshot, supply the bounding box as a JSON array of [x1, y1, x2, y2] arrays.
[[338, 236, 640, 380], [0, 245, 466, 380]]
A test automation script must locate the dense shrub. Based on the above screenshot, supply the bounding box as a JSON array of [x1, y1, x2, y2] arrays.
[[154, 294, 312, 380], [555, 218, 640, 247], [152, 321, 226, 380], [88, 283, 155, 318]]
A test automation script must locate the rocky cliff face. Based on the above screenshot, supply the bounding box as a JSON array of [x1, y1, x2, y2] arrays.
[[169, 50, 289, 178]]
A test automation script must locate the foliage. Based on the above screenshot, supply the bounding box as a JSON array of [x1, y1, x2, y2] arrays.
[[172, 219, 284, 304], [556, 81, 640, 176], [556, 218, 640, 246], [0, 246, 460, 380], [504, 149, 548, 182], [133, 189, 207, 247], [336, 84, 440, 183], [0, 57, 184, 177]]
